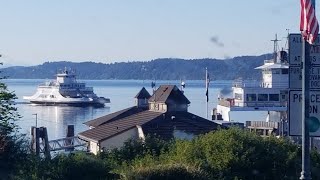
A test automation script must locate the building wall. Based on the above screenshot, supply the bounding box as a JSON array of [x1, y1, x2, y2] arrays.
[[99, 128, 139, 151], [262, 69, 288, 88], [233, 87, 244, 106], [89, 141, 99, 155], [149, 102, 168, 112], [217, 104, 231, 121]]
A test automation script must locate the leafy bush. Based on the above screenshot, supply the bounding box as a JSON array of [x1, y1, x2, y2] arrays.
[[114, 128, 311, 180], [14, 153, 114, 180], [122, 163, 211, 180]]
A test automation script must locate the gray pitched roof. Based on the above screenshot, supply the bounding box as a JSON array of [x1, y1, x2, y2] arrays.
[[83, 106, 146, 128], [78, 110, 163, 142], [148, 85, 190, 104], [134, 87, 151, 99], [79, 110, 223, 143], [142, 111, 222, 139]]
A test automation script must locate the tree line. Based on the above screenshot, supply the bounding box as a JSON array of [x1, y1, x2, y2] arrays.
[[1, 54, 272, 80]]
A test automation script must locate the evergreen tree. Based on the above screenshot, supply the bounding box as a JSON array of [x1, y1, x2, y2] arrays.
[[0, 62, 24, 179]]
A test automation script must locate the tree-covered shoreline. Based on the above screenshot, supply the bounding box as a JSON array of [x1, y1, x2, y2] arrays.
[[1, 54, 272, 80]]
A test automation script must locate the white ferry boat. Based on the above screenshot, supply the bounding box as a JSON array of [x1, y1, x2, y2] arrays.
[[23, 69, 110, 106], [215, 35, 288, 128]]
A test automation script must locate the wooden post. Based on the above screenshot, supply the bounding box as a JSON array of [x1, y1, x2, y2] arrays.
[[34, 127, 40, 156], [66, 125, 74, 151], [30, 126, 36, 152], [41, 127, 51, 159]]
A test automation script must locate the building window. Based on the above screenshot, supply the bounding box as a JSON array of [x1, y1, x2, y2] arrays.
[[263, 69, 271, 74], [282, 69, 289, 74], [258, 94, 268, 101], [273, 70, 280, 74], [246, 94, 257, 101], [235, 93, 242, 100], [269, 94, 279, 101]]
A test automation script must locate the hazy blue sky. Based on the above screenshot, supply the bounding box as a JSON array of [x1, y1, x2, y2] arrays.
[[0, 1, 301, 65]]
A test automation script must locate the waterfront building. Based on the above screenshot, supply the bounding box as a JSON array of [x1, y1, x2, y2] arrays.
[[78, 85, 222, 154]]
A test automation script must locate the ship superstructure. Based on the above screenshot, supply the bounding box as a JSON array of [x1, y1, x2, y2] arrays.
[[216, 35, 288, 124], [23, 68, 110, 106]]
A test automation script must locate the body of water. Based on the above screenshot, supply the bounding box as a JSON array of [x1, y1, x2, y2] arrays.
[[4, 79, 267, 140]]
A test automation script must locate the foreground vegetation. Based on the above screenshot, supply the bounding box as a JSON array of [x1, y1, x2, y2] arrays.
[[1, 128, 319, 180]]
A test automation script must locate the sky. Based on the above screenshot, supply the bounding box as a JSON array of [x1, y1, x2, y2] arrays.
[[0, 0, 303, 66]]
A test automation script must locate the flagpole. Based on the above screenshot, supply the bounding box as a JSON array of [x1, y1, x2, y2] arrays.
[[300, 1, 314, 179], [206, 67, 208, 119]]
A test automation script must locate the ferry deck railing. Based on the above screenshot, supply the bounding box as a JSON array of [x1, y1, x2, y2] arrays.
[[218, 99, 287, 108], [233, 80, 288, 89]]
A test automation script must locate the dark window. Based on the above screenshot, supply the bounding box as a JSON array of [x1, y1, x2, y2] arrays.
[[235, 93, 242, 100], [269, 94, 279, 101], [282, 69, 289, 74], [246, 94, 257, 101], [258, 94, 268, 101]]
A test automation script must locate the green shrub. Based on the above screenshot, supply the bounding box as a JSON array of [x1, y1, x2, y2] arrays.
[[121, 163, 210, 180], [14, 152, 114, 180]]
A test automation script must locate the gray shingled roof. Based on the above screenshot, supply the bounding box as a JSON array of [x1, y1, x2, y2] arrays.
[[142, 111, 222, 139], [83, 106, 146, 128], [134, 87, 151, 99], [79, 110, 223, 143], [78, 110, 163, 142], [148, 85, 190, 104]]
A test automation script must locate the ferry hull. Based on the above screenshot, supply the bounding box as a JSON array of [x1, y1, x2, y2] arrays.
[[29, 101, 106, 107]]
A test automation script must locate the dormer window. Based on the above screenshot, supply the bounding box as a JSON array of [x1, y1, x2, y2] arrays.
[[148, 85, 190, 112]]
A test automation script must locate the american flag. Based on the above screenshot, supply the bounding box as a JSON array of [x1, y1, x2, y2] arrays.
[[300, 0, 319, 44]]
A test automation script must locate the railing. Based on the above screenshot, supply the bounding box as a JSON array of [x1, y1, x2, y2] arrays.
[[246, 121, 279, 129], [39, 136, 87, 152], [218, 99, 287, 108], [234, 102, 287, 107], [233, 80, 288, 88]]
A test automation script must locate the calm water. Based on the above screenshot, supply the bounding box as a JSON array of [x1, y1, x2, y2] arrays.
[[4, 79, 266, 140]]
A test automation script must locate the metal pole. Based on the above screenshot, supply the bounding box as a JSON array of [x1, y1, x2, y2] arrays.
[[206, 67, 208, 119], [300, 1, 314, 179]]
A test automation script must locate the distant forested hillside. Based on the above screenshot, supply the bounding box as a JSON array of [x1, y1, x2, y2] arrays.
[[1, 54, 272, 80]]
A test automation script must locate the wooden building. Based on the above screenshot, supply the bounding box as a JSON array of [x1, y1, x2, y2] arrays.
[[78, 85, 222, 154]]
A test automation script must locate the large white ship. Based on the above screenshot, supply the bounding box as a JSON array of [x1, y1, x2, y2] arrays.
[[23, 69, 110, 106], [214, 35, 289, 135]]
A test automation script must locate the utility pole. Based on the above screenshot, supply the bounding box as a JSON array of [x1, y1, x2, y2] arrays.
[[300, 1, 315, 179]]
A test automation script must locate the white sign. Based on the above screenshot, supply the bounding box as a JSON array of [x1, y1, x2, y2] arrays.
[[289, 66, 320, 89], [289, 90, 320, 136], [289, 34, 320, 66]]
